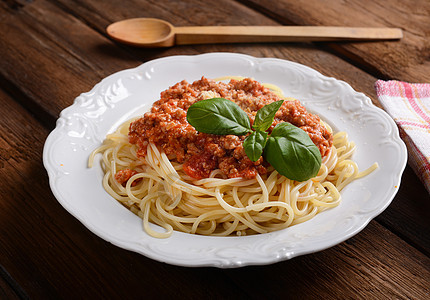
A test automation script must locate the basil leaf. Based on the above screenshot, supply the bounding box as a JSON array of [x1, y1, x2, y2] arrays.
[[253, 100, 284, 131], [187, 98, 251, 135], [264, 122, 321, 181], [243, 130, 268, 162]]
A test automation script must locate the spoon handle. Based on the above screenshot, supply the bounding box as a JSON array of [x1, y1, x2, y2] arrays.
[[174, 26, 402, 45]]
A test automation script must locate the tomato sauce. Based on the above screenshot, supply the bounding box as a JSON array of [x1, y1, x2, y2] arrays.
[[128, 77, 333, 179], [115, 169, 140, 186]]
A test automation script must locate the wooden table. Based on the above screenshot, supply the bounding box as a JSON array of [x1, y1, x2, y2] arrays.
[[1, 0, 429, 298]]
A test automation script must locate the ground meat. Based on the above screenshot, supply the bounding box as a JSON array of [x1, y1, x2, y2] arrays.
[[128, 77, 333, 180], [183, 152, 217, 179], [115, 169, 140, 186]]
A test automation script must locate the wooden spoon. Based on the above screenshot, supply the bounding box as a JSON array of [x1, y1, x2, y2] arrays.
[[106, 18, 403, 48]]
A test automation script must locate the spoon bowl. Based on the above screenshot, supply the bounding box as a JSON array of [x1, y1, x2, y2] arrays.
[[106, 18, 403, 48], [107, 18, 175, 47]]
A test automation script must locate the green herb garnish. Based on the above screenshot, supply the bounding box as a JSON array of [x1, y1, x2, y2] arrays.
[[186, 97, 251, 135], [243, 130, 268, 162], [187, 98, 322, 181], [264, 122, 322, 182]]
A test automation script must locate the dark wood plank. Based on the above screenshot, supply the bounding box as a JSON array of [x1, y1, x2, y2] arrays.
[[0, 0, 141, 126], [376, 166, 430, 255], [51, 0, 280, 29], [0, 265, 25, 300], [224, 222, 430, 299], [242, 0, 430, 82], [0, 283, 21, 300]]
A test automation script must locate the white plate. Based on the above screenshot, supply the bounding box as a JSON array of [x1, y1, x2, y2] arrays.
[[43, 53, 407, 268]]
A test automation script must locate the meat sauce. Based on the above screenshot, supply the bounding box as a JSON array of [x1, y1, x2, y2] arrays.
[[127, 77, 333, 180]]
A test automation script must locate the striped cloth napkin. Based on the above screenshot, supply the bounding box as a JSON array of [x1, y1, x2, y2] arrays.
[[375, 80, 430, 193]]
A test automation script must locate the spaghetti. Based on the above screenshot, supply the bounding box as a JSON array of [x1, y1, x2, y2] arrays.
[[88, 77, 377, 238]]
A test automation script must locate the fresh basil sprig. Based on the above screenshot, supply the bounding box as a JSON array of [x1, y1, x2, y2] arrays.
[[186, 97, 322, 181], [243, 130, 268, 162], [243, 100, 283, 162], [186, 98, 251, 135], [264, 122, 322, 181], [252, 100, 284, 131]]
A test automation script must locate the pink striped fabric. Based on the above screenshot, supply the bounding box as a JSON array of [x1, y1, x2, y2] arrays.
[[375, 80, 430, 193]]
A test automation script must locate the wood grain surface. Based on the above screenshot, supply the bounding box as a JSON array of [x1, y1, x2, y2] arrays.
[[0, 0, 429, 298], [243, 0, 430, 82]]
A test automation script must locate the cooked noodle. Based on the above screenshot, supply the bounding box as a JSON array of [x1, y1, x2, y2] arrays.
[[88, 78, 377, 238]]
